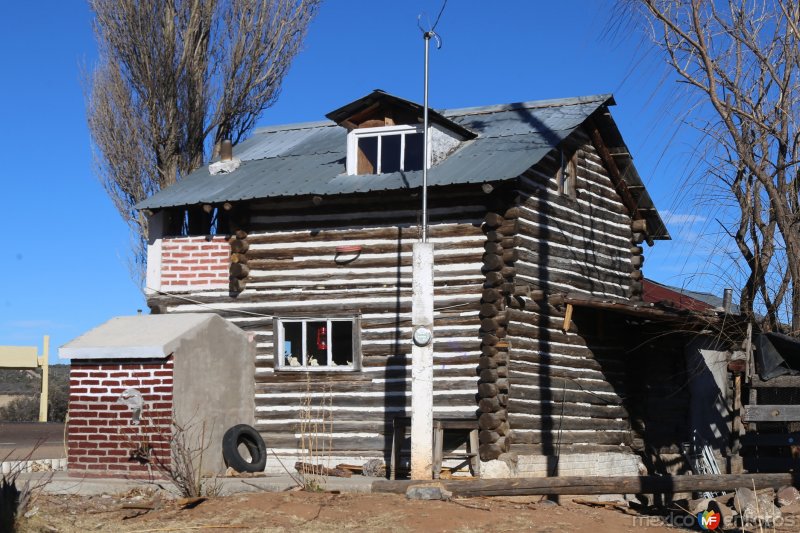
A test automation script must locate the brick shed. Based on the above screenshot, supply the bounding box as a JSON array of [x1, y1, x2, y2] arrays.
[[59, 313, 255, 478]]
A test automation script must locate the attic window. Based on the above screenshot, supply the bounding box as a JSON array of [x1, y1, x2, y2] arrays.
[[347, 125, 424, 175]]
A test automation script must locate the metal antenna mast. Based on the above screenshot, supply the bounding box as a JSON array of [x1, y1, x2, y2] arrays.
[[422, 31, 430, 242], [410, 2, 445, 481], [418, 7, 443, 242]]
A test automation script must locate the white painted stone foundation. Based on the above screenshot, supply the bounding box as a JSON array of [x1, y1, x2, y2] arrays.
[[481, 452, 646, 479]]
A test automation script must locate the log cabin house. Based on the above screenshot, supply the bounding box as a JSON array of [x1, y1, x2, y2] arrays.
[[134, 90, 738, 478]]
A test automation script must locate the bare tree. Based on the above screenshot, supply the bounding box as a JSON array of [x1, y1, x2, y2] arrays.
[[86, 0, 320, 284], [628, 0, 800, 333]]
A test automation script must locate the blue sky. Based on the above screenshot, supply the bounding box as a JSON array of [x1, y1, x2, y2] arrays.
[[0, 1, 726, 363]]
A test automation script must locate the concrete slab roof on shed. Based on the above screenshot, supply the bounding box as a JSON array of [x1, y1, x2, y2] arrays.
[[59, 314, 221, 360], [137, 93, 615, 209]]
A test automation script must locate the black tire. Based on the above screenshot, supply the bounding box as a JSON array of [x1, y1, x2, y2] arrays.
[[222, 424, 267, 472]]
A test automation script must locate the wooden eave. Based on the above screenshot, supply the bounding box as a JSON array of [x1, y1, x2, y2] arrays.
[[587, 111, 670, 241], [561, 293, 747, 331]]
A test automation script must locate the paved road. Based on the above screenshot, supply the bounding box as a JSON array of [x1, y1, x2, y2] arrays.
[[0, 422, 65, 460]]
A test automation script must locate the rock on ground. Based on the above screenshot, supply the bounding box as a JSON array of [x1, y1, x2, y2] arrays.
[[735, 487, 781, 526], [406, 483, 453, 501], [777, 486, 800, 507]]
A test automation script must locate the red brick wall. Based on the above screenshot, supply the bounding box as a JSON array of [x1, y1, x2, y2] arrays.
[[68, 358, 174, 478], [160, 236, 229, 290]]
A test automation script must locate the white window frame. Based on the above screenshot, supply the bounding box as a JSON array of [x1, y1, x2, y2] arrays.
[[346, 124, 427, 175], [274, 317, 361, 371]]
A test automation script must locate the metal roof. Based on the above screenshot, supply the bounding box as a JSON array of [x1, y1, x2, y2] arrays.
[[137, 92, 668, 238], [643, 278, 740, 313]]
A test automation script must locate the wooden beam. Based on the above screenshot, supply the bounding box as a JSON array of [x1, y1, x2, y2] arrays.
[[373, 473, 800, 496], [743, 405, 800, 422], [562, 303, 574, 333], [587, 120, 640, 219], [750, 375, 800, 388], [740, 432, 800, 447], [38, 336, 49, 422]]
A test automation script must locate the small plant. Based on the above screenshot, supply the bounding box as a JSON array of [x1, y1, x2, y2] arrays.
[[151, 418, 219, 498], [296, 377, 333, 491], [0, 446, 53, 532]]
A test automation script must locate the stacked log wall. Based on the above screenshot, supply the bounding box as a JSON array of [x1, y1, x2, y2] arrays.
[[492, 133, 639, 462], [147, 187, 491, 465]]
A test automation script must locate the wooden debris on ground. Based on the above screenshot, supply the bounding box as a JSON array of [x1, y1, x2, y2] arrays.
[[295, 461, 352, 478], [335, 463, 363, 474], [120, 492, 162, 520], [224, 466, 266, 477], [177, 496, 207, 509], [572, 498, 638, 516]]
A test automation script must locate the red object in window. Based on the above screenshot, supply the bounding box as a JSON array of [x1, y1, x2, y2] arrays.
[[316, 326, 327, 350]]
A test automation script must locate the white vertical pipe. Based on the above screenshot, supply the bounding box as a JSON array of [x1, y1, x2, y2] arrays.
[[410, 242, 434, 479]]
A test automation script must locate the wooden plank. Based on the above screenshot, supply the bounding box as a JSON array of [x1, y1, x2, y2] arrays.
[[742, 457, 800, 472], [510, 430, 631, 446], [739, 432, 800, 447], [743, 405, 800, 422], [245, 222, 485, 245], [246, 238, 481, 259], [255, 392, 475, 409], [509, 443, 630, 455], [507, 400, 628, 419], [508, 416, 630, 432], [373, 473, 800, 496], [515, 199, 631, 243], [750, 375, 800, 388], [512, 428, 633, 446], [0, 346, 39, 368], [261, 434, 389, 452]]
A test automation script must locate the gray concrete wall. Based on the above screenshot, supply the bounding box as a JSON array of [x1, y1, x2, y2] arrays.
[[173, 314, 256, 473]]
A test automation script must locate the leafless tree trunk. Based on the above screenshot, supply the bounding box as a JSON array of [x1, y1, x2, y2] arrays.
[[629, 0, 800, 334], [85, 0, 319, 285]]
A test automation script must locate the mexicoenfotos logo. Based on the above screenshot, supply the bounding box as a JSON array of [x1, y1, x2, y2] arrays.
[[698, 510, 721, 530]]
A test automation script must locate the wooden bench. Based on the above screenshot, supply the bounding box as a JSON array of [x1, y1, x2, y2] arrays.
[[390, 416, 480, 479]]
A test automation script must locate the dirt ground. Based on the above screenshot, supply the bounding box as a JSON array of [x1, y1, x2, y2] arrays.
[[14, 489, 702, 533]]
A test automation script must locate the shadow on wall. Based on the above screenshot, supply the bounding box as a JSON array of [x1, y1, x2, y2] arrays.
[[685, 335, 732, 450]]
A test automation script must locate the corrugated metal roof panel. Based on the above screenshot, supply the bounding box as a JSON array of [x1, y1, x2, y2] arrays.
[[139, 94, 654, 215]]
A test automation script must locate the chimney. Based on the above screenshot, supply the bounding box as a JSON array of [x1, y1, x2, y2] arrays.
[[722, 288, 733, 313], [220, 139, 233, 162], [209, 139, 240, 175]]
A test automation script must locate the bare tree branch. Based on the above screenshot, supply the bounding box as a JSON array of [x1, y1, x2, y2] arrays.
[[85, 0, 319, 284], [632, 0, 800, 333]]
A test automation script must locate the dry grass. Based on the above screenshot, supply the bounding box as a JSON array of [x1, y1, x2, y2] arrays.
[[296, 378, 333, 491]]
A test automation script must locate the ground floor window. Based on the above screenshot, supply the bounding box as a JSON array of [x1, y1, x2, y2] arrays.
[[276, 318, 359, 370]]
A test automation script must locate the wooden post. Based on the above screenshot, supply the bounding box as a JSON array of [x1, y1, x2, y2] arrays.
[[38, 336, 49, 422], [562, 303, 574, 333], [411, 242, 434, 479]]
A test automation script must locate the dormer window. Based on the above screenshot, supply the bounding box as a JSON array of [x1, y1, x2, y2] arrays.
[[327, 90, 477, 177], [347, 125, 425, 175]]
